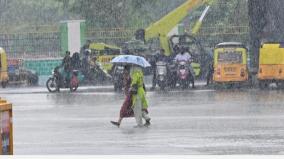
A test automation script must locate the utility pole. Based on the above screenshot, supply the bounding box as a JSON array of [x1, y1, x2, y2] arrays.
[[248, 0, 267, 73], [63, 0, 69, 20]]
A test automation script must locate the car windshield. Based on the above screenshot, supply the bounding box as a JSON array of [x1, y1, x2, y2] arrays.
[[218, 51, 243, 64]]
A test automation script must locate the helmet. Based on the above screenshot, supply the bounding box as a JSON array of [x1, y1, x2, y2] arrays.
[[92, 56, 97, 61], [84, 49, 91, 56]]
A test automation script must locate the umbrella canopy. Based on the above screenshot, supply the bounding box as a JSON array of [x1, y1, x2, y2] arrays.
[[111, 55, 151, 68]]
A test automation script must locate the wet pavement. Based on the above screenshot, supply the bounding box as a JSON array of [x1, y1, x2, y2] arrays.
[[1, 86, 284, 155]]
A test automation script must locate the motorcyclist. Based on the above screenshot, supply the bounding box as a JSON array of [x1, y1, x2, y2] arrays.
[[71, 52, 81, 70], [174, 46, 195, 88], [82, 49, 91, 77], [171, 44, 180, 60], [174, 46, 192, 63], [61, 51, 72, 84], [150, 49, 169, 90], [62, 51, 71, 71], [80, 40, 91, 54]]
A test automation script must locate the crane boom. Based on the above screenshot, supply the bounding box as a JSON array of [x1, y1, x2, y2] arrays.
[[192, 5, 210, 35], [135, 0, 213, 56], [145, 0, 203, 40]]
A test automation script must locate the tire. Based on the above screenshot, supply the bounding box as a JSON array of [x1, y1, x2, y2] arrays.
[[114, 81, 122, 92], [181, 80, 188, 89], [70, 84, 79, 92], [70, 75, 79, 92], [1, 81, 7, 88], [114, 84, 118, 92], [158, 82, 166, 90], [114, 83, 120, 92], [169, 80, 176, 89], [276, 82, 284, 89], [46, 78, 59, 93], [29, 75, 39, 86], [259, 81, 268, 89], [191, 80, 195, 89]]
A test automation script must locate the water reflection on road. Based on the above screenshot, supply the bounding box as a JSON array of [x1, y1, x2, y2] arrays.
[[1, 88, 284, 154]]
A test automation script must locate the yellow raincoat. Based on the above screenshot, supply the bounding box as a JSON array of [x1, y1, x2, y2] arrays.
[[130, 67, 148, 110]]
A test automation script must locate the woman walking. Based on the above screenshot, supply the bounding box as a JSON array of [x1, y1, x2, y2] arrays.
[[110, 65, 151, 127], [111, 66, 133, 127], [129, 65, 151, 127]]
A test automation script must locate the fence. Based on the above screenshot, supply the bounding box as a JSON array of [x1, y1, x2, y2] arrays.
[[197, 26, 249, 36], [86, 27, 137, 45], [196, 26, 249, 47], [0, 32, 61, 59], [23, 59, 62, 76], [0, 25, 250, 59]]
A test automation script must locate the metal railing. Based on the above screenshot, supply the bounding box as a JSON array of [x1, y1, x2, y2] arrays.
[[0, 25, 249, 59], [196, 26, 249, 36], [0, 32, 61, 59]]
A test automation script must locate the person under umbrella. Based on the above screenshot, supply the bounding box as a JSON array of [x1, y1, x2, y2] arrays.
[[110, 55, 151, 127], [111, 64, 151, 127]]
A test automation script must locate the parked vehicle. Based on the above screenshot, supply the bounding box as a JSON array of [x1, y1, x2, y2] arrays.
[[258, 43, 284, 88], [213, 42, 249, 87], [46, 66, 82, 92], [0, 48, 9, 88]]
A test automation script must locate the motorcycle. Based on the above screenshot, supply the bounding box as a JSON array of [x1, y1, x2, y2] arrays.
[[168, 62, 178, 88], [112, 65, 125, 91], [176, 61, 195, 89], [156, 61, 168, 90], [46, 66, 80, 93]]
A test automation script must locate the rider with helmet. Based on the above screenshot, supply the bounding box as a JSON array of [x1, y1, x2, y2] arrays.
[[61, 51, 72, 84], [174, 46, 195, 88], [174, 46, 192, 63], [82, 49, 91, 76]]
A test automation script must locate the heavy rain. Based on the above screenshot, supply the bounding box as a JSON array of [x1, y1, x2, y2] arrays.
[[0, 0, 284, 156]]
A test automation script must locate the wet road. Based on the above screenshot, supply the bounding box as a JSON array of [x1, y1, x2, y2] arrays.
[[1, 87, 284, 155]]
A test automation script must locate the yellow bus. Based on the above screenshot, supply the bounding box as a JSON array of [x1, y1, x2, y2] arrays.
[[258, 43, 284, 88], [213, 42, 249, 85]]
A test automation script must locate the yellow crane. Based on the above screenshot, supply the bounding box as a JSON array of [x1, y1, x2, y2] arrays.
[[135, 0, 215, 56], [133, 0, 215, 77]]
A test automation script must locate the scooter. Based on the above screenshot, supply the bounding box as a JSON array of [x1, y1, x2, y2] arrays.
[[177, 61, 195, 89], [156, 61, 168, 90]]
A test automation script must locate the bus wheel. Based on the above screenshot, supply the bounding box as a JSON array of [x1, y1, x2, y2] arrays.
[[1, 81, 7, 88], [259, 81, 268, 89], [276, 82, 284, 89]]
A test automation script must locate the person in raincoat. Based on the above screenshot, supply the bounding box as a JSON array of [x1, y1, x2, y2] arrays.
[[130, 65, 151, 127], [61, 51, 72, 84], [110, 65, 151, 127]]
